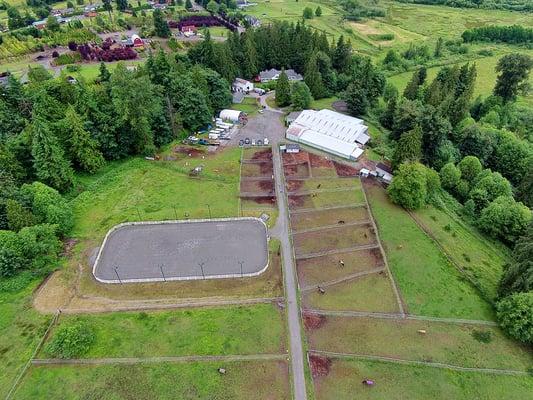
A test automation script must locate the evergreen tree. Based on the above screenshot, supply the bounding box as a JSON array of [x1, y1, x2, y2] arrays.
[[434, 37, 444, 58], [115, 0, 127, 11], [392, 125, 422, 170], [241, 33, 258, 79], [403, 68, 425, 100], [332, 35, 351, 73], [275, 70, 291, 107], [98, 62, 111, 83], [291, 82, 313, 110], [6, 199, 35, 232], [153, 9, 170, 38], [185, 0, 192, 9], [345, 82, 368, 116], [62, 106, 105, 173], [303, 7, 313, 19], [304, 53, 327, 99], [31, 117, 74, 192], [380, 95, 397, 130], [315, 6, 322, 17], [494, 53, 532, 102]]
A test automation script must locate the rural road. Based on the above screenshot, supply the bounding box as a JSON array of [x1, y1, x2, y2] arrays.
[[271, 143, 308, 400]]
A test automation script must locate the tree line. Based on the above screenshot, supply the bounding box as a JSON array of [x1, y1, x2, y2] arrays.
[[0, 53, 232, 279], [394, 0, 533, 12], [462, 25, 533, 44]]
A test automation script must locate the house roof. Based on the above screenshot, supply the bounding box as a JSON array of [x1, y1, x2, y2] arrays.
[[286, 111, 301, 122], [234, 78, 252, 85], [259, 68, 303, 81], [287, 143, 300, 150]]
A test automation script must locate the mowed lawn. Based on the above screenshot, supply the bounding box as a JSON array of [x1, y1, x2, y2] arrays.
[[40, 305, 286, 358], [72, 147, 241, 240], [314, 359, 533, 400], [15, 361, 290, 400], [365, 184, 494, 320], [307, 317, 532, 371]]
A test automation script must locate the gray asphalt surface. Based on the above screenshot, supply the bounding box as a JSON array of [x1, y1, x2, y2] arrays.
[[94, 219, 268, 282]]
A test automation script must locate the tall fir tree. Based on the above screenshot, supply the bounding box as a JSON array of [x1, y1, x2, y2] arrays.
[[304, 53, 327, 99], [153, 9, 170, 38], [31, 116, 74, 192], [392, 125, 423, 170], [275, 70, 291, 107]]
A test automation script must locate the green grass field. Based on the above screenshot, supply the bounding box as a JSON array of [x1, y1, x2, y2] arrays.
[[41, 304, 286, 358], [231, 97, 261, 115], [15, 361, 290, 399], [365, 184, 494, 320], [410, 205, 510, 301], [308, 317, 532, 371], [0, 275, 52, 397], [314, 358, 533, 400], [303, 273, 400, 312]]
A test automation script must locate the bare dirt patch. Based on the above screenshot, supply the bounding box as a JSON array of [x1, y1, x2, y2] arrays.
[[288, 195, 308, 208], [284, 163, 310, 178], [333, 161, 360, 177], [285, 179, 305, 192], [251, 148, 273, 161], [291, 206, 369, 231], [242, 162, 273, 177], [282, 151, 309, 165], [241, 195, 277, 206], [309, 153, 334, 169], [173, 146, 206, 158], [303, 312, 327, 330], [240, 180, 275, 194], [309, 354, 332, 378]]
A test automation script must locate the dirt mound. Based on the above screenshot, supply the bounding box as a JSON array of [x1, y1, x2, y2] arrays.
[[309, 153, 334, 168], [303, 313, 327, 330], [333, 161, 359, 177], [251, 148, 273, 161], [286, 179, 304, 192], [309, 354, 332, 378], [173, 146, 206, 158], [259, 162, 274, 175], [259, 180, 274, 191]]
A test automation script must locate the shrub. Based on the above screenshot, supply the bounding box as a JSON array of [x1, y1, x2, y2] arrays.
[[471, 329, 492, 343], [46, 321, 95, 359], [496, 292, 533, 344]]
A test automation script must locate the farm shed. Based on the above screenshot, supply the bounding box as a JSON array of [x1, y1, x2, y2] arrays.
[[219, 109, 247, 124], [286, 109, 369, 160]]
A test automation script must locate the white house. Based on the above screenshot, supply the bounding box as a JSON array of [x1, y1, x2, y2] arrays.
[[286, 109, 370, 160], [232, 78, 254, 93], [259, 68, 303, 83]]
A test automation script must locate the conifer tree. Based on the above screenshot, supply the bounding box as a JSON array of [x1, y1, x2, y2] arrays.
[[392, 125, 423, 170], [275, 70, 291, 107]]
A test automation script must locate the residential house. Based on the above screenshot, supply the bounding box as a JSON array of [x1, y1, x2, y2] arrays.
[[232, 78, 254, 93], [258, 68, 303, 83]]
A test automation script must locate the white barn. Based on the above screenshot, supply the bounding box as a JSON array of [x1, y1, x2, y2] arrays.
[[285, 109, 370, 160]]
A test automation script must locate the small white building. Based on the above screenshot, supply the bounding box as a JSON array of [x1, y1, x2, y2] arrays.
[[286, 144, 300, 153], [286, 109, 370, 160], [376, 163, 393, 184], [219, 109, 248, 124], [232, 78, 254, 93]]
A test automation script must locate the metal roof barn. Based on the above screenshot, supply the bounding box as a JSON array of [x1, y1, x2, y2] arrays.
[[286, 109, 369, 160]]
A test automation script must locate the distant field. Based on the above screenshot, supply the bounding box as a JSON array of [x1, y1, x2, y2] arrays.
[[308, 317, 532, 371], [364, 183, 494, 320], [15, 361, 290, 399], [388, 51, 533, 104], [41, 305, 286, 359], [314, 358, 533, 400]]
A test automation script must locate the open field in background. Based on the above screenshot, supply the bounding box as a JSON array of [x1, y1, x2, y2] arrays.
[[411, 206, 509, 301], [297, 248, 383, 288], [293, 224, 376, 256], [313, 358, 533, 400], [364, 183, 494, 320], [308, 317, 532, 371], [303, 272, 399, 312], [15, 361, 290, 400], [41, 304, 286, 359], [290, 206, 369, 231], [0, 277, 52, 397], [388, 51, 533, 105]]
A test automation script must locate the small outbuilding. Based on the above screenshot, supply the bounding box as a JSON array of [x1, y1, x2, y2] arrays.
[[376, 163, 393, 184], [232, 78, 254, 93], [219, 109, 248, 124], [286, 144, 300, 153]]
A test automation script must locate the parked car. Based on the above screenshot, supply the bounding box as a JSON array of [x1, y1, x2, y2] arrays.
[[239, 139, 244, 146], [258, 109, 264, 114], [244, 137, 251, 145], [251, 139, 256, 146], [198, 139, 209, 145], [257, 139, 263, 146], [264, 138, 269, 145]]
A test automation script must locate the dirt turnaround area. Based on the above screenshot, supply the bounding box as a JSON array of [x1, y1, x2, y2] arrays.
[[93, 218, 269, 283]]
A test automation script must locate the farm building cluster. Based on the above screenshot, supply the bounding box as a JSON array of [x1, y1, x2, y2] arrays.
[[285, 109, 370, 161]]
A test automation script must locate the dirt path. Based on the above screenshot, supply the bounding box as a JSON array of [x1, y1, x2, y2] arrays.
[[309, 350, 529, 376]]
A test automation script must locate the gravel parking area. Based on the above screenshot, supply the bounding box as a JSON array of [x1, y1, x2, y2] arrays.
[[93, 218, 269, 283]]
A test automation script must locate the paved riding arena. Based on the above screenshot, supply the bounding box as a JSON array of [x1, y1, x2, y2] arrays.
[[93, 218, 269, 283]]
